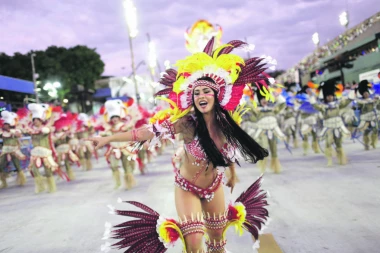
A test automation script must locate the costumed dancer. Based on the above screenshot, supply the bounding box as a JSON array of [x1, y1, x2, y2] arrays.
[[308, 80, 355, 166], [0, 111, 27, 188], [102, 99, 138, 190], [132, 104, 149, 174], [77, 113, 95, 171], [53, 112, 80, 180], [295, 86, 320, 155], [90, 38, 270, 253], [68, 113, 81, 164], [283, 104, 298, 148], [340, 87, 358, 135], [25, 104, 59, 193], [249, 82, 286, 174], [355, 80, 379, 150]]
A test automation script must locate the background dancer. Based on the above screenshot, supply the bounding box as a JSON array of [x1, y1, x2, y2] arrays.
[[0, 111, 27, 188], [25, 104, 59, 193], [308, 81, 355, 166]]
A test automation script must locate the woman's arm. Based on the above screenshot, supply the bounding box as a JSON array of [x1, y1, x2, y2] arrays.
[[87, 117, 189, 149]]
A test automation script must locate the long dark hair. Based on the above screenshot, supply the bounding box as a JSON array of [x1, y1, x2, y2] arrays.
[[193, 77, 268, 168]]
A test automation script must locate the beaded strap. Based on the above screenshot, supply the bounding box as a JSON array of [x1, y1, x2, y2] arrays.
[[203, 212, 228, 230], [205, 239, 227, 253], [131, 129, 138, 142], [178, 214, 204, 237]]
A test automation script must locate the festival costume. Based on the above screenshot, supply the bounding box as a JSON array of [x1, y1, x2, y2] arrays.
[[102, 99, 138, 190], [53, 113, 80, 181], [27, 104, 59, 193], [249, 90, 286, 174], [0, 111, 27, 188], [101, 38, 270, 253], [77, 113, 95, 171], [355, 80, 379, 150], [310, 81, 355, 166], [132, 105, 150, 174], [283, 106, 298, 148], [295, 87, 320, 155], [340, 89, 358, 135]]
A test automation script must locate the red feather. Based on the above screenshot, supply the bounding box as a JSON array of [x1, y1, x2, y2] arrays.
[[16, 107, 29, 119], [126, 98, 134, 107], [99, 106, 106, 115], [52, 106, 62, 113]]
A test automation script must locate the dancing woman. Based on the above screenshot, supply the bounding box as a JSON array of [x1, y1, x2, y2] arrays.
[[89, 38, 270, 253], [247, 84, 286, 174], [0, 111, 27, 188], [101, 99, 138, 189], [308, 81, 355, 166], [355, 80, 379, 150], [295, 86, 320, 155], [25, 104, 59, 193]]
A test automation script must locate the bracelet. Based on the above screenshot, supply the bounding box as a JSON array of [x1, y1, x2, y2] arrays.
[[132, 129, 138, 142]]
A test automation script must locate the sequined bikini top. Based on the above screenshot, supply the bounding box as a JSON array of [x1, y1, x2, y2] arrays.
[[184, 136, 237, 165]]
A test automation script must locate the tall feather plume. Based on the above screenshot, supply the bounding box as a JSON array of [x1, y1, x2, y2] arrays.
[[218, 40, 247, 56], [203, 36, 215, 56]]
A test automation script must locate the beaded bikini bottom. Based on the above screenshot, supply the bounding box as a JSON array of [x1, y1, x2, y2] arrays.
[[174, 169, 224, 202]]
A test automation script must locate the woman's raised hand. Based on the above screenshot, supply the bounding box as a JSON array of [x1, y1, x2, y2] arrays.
[[86, 136, 111, 149]]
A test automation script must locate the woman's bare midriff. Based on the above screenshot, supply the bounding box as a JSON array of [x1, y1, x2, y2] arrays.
[[178, 154, 218, 189]]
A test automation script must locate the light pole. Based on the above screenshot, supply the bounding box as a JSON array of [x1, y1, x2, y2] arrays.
[[147, 33, 157, 94], [339, 11, 349, 30], [123, 0, 139, 105], [30, 53, 39, 103]]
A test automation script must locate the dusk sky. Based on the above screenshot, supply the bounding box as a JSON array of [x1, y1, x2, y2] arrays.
[[0, 0, 378, 77]]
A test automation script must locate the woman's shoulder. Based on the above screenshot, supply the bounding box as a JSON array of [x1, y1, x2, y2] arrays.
[[175, 113, 196, 136], [178, 113, 196, 124]]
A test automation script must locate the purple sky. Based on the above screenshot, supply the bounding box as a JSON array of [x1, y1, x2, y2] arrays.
[[0, 0, 378, 77]]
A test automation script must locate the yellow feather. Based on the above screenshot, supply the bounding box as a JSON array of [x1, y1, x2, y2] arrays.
[[229, 103, 250, 125], [173, 76, 185, 94], [150, 97, 192, 124]]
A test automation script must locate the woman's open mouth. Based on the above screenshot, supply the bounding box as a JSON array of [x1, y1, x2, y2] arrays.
[[199, 101, 208, 109]]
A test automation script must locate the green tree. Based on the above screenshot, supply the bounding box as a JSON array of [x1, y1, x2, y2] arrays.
[[0, 45, 105, 103]]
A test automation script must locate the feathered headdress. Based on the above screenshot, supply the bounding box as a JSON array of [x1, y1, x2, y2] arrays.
[[185, 20, 223, 53], [317, 80, 339, 101], [154, 37, 271, 123], [358, 80, 372, 96], [54, 113, 74, 131], [252, 78, 276, 106], [103, 99, 129, 122], [78, 113, 92, 127], [0, 111, 18, 126], [27, 103, 51, 121]]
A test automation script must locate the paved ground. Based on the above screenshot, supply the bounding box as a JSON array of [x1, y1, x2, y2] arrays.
[[0, 139, 379, 253]]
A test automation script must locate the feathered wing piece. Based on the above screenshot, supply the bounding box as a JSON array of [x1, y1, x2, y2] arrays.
[[102, 201, 185, 253], [223, 176, 269, 240]]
